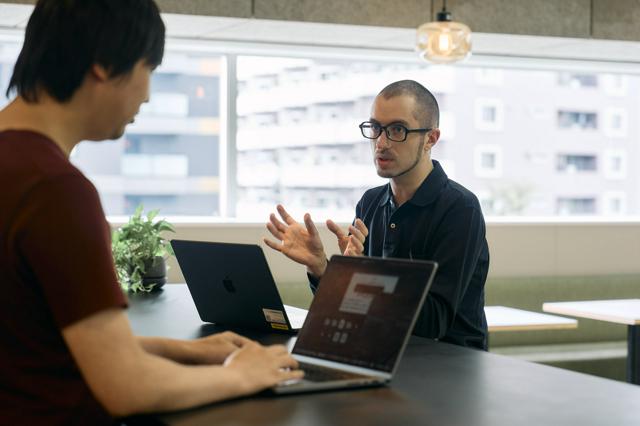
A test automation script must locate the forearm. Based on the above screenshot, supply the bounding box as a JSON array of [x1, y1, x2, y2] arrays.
[[113, 353, 250, 415], [138, 336, 199, 364], [412, 294, 454, 339]]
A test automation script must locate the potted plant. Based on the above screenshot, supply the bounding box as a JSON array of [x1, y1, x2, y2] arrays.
[[112, 205, 175, 293]]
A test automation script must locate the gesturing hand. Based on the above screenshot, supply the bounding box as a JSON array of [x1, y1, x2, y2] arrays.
[[326, 218, 368, 257], [264, 204, 328, 277]]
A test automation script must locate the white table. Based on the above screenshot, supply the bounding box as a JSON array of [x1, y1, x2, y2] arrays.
[[485, 305, 578, 332], [543, 299, 640, 384]]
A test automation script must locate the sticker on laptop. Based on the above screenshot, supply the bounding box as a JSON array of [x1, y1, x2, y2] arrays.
[[263, 308, 287, 324], [270, 323, 289, 331]]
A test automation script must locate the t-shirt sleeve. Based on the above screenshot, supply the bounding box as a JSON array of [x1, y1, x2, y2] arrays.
[[16, 173, 127, 328]]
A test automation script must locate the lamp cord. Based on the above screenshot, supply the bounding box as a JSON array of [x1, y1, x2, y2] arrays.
[[442, 0, 447, 13]]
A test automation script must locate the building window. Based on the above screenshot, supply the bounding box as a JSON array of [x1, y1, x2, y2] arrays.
[[603, 108, 628, 138], [558, 73, 598, 88], [603, 192, 626, 215], [557, 110, 598, 130], [474, 146, 503, 178], [603, 150, 626, 179], [474, 98, 504, 131], [557, 197, 596, 215], [557, 154, 597, 173]]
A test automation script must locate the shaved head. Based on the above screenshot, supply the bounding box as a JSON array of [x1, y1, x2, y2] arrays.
[[377, 80, 439, 128]]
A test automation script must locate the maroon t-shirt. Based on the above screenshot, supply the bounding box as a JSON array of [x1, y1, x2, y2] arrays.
[[0, 130, 127, 425]]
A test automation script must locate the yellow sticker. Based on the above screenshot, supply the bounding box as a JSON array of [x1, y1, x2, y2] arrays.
[[270, 323, 289, 330]]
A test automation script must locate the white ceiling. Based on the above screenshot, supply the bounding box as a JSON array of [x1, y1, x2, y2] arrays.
[[1, 3, 640, 65]]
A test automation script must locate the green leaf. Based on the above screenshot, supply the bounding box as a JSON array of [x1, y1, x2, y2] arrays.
[[111, 203, 174, 293]]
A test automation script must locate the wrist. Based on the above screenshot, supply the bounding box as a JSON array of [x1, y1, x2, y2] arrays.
[[307, 257, 328, 278]]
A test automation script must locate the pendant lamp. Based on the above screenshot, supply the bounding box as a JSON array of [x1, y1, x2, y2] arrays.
[[416, 0, 471, 64]]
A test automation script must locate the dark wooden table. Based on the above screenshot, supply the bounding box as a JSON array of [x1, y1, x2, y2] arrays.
[[128, 285, 640, 426]]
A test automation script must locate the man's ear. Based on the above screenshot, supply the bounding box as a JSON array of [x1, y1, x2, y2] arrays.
[[89, 64, 110, 82], [425, 128, 440, 150]]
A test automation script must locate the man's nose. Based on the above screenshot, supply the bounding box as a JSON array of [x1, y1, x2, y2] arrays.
[[375, 131, 392, 149]]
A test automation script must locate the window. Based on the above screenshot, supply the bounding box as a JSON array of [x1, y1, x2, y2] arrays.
[[557, 111, 598, 130], [603, 150, 626, 179], [603, 192, 626, 215], [557, 155, 597, 173], [474, 98, 504, 131], [474, 146, 503, 178], [557, 198, 596, 215], [3, 31, 640, 220], [558, 73, 598, 88], [603, 108, 628, 138]]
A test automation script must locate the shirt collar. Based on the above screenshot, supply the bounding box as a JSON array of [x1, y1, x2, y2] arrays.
[[378, 160, 448, 207]]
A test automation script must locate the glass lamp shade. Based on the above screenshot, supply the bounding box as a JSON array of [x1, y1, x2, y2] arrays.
[[416, 20, 472, 64]]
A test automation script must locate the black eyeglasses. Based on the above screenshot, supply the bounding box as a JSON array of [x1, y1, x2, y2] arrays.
[[359, 121, 432, 143]]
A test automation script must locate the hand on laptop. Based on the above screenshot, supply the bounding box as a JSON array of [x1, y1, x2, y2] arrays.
[[223, 342, 303, 391], [264, 204, 328, 277], [327, 219, 368, 257], [188, 331, 253, 364]]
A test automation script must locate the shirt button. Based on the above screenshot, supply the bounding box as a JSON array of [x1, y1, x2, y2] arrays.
[[390, 223, 396, 229]]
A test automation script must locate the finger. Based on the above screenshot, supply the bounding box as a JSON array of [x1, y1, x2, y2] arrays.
[[326, 219, 346, 239], [277, 204, 296, 226], [280, 369, 305, 382], [266, 222, 284, 240], [264, 237, 283, 253], [277, 354, 300, 370], [303, 213, 319, 237], [226, 332, 252, 347], [267, 344, 289, 356], [348, 225, 366, 243], [269, 213, 287, 233], [346, 236, 364, 255], [354, 219, 369, 238]]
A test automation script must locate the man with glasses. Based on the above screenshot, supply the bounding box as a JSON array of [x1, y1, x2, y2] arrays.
[[266, 80, 489, 350]]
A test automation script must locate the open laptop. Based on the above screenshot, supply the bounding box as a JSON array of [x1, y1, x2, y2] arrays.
[[273, 255, 438, 394], [171, 239, 308, 333]]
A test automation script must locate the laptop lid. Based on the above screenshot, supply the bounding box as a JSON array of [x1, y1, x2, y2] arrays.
[[292, 255, 437, 376], [170, 239, 301, 333]]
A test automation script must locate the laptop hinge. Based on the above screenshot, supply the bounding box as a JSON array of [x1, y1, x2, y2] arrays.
[[293, 354, 391, 380]]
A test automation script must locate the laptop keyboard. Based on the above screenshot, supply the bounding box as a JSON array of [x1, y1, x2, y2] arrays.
[[298, 362, 368, 382]]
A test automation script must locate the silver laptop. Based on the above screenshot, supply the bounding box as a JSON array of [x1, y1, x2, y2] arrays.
[[274, 255, 438, 394], [171, 240, 308, 333]]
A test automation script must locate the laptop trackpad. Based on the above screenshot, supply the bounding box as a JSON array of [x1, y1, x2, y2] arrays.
[[284, 305, 308, 329]]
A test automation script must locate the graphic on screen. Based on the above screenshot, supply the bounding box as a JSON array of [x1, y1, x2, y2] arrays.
[[293, 258, 433, 372], [339, 273, 398, 315]]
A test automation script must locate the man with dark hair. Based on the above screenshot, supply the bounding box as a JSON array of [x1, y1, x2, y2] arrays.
[[0, 1, 301, 424], [266, 79, 490, 350]]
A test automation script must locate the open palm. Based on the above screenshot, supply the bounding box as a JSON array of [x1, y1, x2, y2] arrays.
[[264, 205, 327, 275]]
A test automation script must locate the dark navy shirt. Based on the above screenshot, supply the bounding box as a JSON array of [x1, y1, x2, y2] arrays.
[[311, 160, 489, 350]]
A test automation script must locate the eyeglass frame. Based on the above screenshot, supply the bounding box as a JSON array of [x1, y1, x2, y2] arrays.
[[359, 121, 433, 143]]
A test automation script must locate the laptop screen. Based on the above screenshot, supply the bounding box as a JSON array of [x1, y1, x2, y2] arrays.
[[293, 256, 436, 373]]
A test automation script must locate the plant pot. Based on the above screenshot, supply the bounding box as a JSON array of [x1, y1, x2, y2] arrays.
[[141, 256, 167, 291]]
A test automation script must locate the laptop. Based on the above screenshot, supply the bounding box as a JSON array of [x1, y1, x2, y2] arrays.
[[273, 255, 438, 394], [171, 239, 308, 333]]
